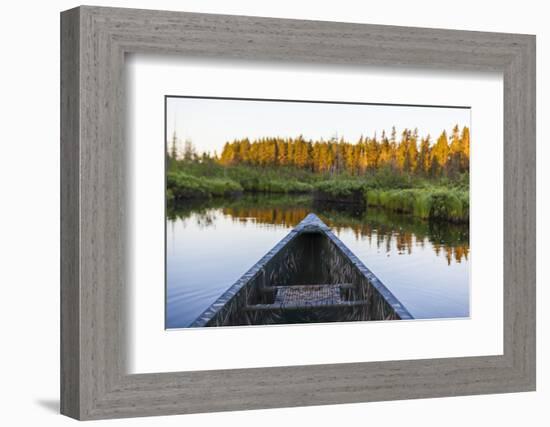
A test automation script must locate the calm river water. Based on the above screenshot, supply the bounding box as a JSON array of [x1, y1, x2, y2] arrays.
[[166, 194, 470, 328]]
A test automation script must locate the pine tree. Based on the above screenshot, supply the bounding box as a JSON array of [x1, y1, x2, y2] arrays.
[[460, 126, 470, 172], [378, 131, 391, 168], [219, 142, 234, 165], [366, 135, 380, 172], [417, 135, 431, 175], [389, 126, 398, 171], [169, 130, 178, 160], [407, 128, 419, 173], [277, 139, 287, 166], [431, 130, 450, 176], [397, 129, 409, 172], [238, 138, 250, 164], [183, 138, 196, 161], [448, 124, 462, 177]]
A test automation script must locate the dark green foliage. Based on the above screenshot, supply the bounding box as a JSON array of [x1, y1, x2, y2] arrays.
[[365, 187, 469, 222], [314, 180, 367, 197], [167, 171, 243, 200], [167, 157, 469, 223]]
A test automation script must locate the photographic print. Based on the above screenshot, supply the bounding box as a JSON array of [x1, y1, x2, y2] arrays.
[[166, 96, 470, 329]]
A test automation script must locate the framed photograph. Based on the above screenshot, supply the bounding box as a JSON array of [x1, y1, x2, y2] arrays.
[[61, 6, 536, 420], [164, 95, 471, 329]]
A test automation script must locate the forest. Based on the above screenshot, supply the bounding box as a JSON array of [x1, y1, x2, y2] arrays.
[[217, 125, 469, 177], [167, 125, 470, 223]]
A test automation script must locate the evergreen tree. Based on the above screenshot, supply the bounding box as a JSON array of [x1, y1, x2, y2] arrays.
[[183, 138, 196, 161], [389, 126, 398, 170], [448, 125, 462, 177], [407, 128, 419, 174], [417, 135, 431, 175], [431, 130, 450, 176], [169, 130, 178, 160], [460, 126, 470, 172], [378, 130, 391, 168], [216, 125, 468, 179]]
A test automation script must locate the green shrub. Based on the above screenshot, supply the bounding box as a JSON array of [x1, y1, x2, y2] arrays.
[[412, 191, 432, 219], [167, 171, 243, 200], [239, 177, 313, 193], [429, 190, 468, 222], [364, 187, 469, 222], [365, 189, 382, 207], [370, 167, 413, 189], [314, 180, 367, 197]]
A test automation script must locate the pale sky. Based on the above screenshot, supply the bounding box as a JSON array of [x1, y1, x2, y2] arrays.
[[166, 97, 470, 155]]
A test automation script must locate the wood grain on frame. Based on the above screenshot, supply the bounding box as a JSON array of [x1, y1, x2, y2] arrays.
[[60, 6, 536, 420]]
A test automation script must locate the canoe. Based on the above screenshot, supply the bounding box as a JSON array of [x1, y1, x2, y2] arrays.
[[191, 213, 413, 327]]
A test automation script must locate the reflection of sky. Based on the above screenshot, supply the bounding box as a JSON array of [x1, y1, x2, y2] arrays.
[[166, 212, 290, 328], [166, 97, 470, 155], [166, 210, 469, 329], [337, 229, 469, 320]]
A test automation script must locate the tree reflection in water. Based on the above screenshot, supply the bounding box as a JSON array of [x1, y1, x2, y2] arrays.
[[167, 193, 469, 266]]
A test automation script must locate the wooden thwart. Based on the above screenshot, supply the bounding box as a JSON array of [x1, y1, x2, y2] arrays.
[[247, 283, 367, 311]]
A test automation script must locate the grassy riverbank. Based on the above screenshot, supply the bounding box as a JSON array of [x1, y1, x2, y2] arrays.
[[365, 187, 468, 222], [167, 171, 243, 202], [167, 160, 468, 222]]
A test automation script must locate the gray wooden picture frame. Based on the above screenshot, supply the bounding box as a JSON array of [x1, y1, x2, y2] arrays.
[[60, 5, 536, 420]]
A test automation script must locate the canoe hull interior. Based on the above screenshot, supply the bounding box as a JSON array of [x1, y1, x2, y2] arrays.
[[190, 214, 412, 327]]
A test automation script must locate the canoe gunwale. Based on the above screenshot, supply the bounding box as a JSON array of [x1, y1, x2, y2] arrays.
[[189, 214, 413, 327], [189, 224, 301, 328]]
